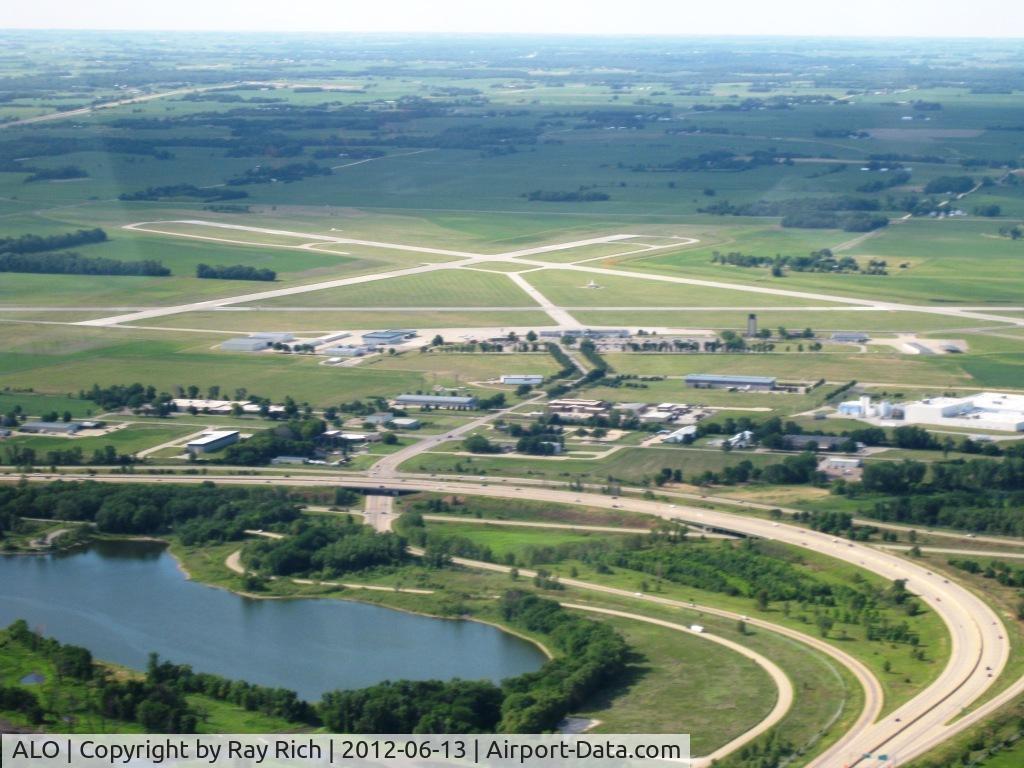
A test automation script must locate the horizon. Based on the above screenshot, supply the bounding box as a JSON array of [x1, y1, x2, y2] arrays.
[[3, 0, 1023, 39]]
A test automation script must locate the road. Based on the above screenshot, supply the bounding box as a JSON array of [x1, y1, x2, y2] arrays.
[[363, 494, 395, 532], [5, 469, 1013, 766], [560, 603, 794, 767], [369, 394, 544, 476], [0, 85, 228, 129]]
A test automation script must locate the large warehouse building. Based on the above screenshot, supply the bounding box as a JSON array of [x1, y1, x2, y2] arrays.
[[685, 374, 777, 391], [903, 392, 1024, 432], [394, 394, 478, 410]]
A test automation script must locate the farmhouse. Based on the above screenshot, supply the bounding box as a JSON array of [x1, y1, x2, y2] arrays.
[[186, 430, 240, 455], [686, 374, 777, 391]]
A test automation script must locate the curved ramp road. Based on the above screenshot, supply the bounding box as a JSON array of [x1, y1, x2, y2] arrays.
[[6, 472, 1012, 767], [560, 603, 794, 767]]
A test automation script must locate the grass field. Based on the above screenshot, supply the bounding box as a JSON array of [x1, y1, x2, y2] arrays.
[[140, 309, 553, 332], [0, 422, 196, 463], [402, 445, 789, 484], [626, 219, 1024, 306], [602, 350, 977, 387], [578, 614, 776, 753]]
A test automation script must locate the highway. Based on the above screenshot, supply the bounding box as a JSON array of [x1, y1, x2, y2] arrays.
[[7, 469, 1013, 766]]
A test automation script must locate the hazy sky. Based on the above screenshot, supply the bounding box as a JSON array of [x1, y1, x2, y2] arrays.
[[3, 0, 1022, 38]]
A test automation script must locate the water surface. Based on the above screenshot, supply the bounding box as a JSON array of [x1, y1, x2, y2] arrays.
[[0, 540, 545, 700]]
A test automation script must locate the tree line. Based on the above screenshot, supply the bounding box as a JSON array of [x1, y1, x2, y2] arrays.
[[196, 263, 276, 281], [0, 481, 303, 546], [700, 197, 889, 232], [0, 227, 107, 254], [0, 251, 170, 277], [838, 451, 1024, 535]]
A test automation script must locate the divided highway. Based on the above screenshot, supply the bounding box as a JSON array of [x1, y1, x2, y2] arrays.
[[7, 470, 1014, 766]]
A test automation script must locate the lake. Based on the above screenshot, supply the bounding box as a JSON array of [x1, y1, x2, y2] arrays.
[[0, 540, 545, 700]]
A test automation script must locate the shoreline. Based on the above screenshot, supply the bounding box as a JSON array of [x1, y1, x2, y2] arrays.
[[8, 532, 556, 661]]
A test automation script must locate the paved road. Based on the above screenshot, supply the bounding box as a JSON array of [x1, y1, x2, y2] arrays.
[[369, 395, 544, 476], [0, 85, 226, 129], [880, 545, 1024, 560], [5, 470, 1011, 766], [363, 494, 395, 532]]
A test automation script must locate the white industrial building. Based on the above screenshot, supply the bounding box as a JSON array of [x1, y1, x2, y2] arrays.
[[837, 396, 894, 419], [903, 392, 1024, 432]]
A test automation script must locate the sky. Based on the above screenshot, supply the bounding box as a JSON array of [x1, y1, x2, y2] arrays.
[[2, 0, 1022, 38]]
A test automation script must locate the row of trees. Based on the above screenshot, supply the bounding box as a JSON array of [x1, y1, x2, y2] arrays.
[[0, 251, 169, 276], [0, 227, 106, 254], [710, 248, 886, 275], [119, 184, 247, 202], [196, 263, 276, 281]]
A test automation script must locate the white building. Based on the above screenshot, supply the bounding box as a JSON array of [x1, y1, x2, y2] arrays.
[[903, 392, 1024, 432], [728, 430, 755, 448], [826, 457, 863, 470], [390, 417, 421, 430], [837, 396, 893, 419], [500, 374, 544, 386], [186, 430, 239, 455], [662, 425, 697, 444]]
